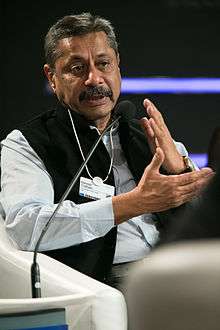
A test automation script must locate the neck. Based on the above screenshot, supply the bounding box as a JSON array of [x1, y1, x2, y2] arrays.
[[93, 114, 111, 133]]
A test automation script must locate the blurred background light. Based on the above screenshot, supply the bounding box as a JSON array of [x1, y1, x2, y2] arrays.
[[189, 153, 208, 168]]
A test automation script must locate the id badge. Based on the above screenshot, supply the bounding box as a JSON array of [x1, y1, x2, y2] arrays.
[[79, 177, 115, 200]]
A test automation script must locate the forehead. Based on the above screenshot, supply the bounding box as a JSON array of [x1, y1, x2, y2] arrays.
[[56, 31, 115, 59]]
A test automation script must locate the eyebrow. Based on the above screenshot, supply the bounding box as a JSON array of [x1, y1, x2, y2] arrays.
[[66, 52, 113, 61]]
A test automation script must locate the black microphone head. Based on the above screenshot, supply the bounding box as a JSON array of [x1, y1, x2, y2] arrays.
[[113, 100, 136, 122]]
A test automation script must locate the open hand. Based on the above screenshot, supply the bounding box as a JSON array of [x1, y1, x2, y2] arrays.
[[140, 98, 186, 174], [113, 147, 214, 224], [134, 147, 214, 213]]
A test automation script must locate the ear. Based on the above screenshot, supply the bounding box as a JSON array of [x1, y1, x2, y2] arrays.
[[44, 64, 56, 93]]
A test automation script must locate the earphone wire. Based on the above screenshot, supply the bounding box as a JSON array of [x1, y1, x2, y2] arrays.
[[68, 109, 114, 183]]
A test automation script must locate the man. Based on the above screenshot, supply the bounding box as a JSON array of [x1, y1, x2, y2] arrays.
[[0, 12, 213, 290]]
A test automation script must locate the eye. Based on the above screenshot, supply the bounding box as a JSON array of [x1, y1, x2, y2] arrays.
[[70, 63, 85, 75], [97, 60, 112, 71]]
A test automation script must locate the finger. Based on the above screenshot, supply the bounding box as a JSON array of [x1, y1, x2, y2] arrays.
[[200, 167, 215, 173], [171, 168, 215, 187], [149, 119, 175, 152], [148, 117, 169, 140], [176, 177, 208, 196], [147, 147, 164, 172], [154, 188, 199, 211], [144, 98, 165, 127], [140, 117, 155, 138], [157, 169, 215, 210], [167, 186, 204, 209], [168, 192, 196, 208], [189, 167, 214, 180], [143, 98, 152, 110], [173, 181, 210, 206], [144, 101, 172, 144], [143, 98, 157, 112]]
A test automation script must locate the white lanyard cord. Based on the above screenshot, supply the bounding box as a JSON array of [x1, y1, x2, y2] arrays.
[[68, 109, 114, 183]]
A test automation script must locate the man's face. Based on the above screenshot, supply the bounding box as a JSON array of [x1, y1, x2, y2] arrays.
[[44, 31, 121, 129]]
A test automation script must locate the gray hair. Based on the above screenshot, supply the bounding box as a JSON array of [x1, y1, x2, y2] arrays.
[[44, 12, 119, 68]]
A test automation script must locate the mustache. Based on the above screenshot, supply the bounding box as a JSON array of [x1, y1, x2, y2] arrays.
[[79, 86, 113, 102]]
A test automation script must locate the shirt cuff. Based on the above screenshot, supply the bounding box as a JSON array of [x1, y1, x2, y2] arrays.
[[79, 197, 115, 242]]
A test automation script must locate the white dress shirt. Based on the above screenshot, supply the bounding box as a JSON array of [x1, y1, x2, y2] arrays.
[[0, 127, 190, 263]]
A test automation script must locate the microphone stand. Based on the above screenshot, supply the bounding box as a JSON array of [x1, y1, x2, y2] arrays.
[[31, 115, 120, 298]]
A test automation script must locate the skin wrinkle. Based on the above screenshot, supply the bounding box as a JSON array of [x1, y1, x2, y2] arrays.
[[44, 32, 121, 133]]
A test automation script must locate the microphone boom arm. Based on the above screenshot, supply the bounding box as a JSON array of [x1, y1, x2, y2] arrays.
[[31, 115, 121, 298]]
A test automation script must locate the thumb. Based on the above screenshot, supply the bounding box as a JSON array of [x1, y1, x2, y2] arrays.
[[148, 147, 164, 172]]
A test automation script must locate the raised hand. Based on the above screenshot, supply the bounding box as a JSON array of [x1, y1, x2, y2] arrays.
[[140, 98, 186, 174], [113, 147, 214, 224]]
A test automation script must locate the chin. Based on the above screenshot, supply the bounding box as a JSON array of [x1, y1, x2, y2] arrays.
[[81, 103, 113, 118]]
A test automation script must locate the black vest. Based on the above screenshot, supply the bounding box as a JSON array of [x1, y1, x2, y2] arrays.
[[19, 103, 164, 282]]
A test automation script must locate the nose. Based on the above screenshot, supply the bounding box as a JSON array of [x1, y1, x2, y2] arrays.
[[84, 65, 104, 86]]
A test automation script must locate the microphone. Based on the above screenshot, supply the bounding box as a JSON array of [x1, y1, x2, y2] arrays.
[[112, 100, 136, 123], [31, 100, 136, 298]]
